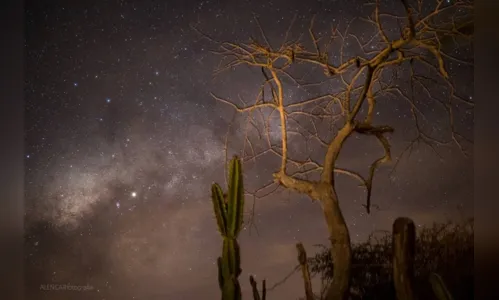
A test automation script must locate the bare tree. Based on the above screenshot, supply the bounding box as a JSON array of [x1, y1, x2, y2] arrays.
[[201, 0, 473, 299]]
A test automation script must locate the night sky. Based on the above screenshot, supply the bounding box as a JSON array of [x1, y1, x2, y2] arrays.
[[24, 0, 473, 299]]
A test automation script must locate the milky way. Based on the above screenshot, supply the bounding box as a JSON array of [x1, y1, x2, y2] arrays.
[[25, 0, 473, 299], [26, 121, 225, 230]]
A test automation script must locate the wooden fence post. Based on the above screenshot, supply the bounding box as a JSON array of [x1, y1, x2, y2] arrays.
[[392, 217, 416, 300], [296, 243, 314, 300]]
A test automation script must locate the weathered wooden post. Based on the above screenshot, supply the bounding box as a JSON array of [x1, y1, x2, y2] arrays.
[[296, 243, 314, 300], [392, 217, 416, 300]]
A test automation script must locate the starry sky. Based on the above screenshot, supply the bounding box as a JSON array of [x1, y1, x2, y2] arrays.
[[24, 0, 473, 299]]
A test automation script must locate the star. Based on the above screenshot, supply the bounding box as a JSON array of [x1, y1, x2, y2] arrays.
[[24, 1, 474, 299]]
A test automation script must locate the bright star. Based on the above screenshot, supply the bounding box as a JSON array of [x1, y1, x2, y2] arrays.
[[131, 192, 137, 198]]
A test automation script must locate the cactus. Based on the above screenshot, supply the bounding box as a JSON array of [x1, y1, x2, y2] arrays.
[[249, 275, 266, 300], [212, 156, 245, 300], [429, 273, 454, 300]]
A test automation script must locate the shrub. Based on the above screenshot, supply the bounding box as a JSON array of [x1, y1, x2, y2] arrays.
[[309, 218, 474, 300]]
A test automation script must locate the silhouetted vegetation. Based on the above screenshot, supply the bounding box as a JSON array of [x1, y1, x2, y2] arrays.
[[203, 0, 474, 297], [210, 157, 472, 300], [205, 0, 473, 296], [309, 218, 474, 300]]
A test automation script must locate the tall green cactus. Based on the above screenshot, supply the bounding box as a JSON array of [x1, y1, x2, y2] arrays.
[[211, 156, 245, 300]]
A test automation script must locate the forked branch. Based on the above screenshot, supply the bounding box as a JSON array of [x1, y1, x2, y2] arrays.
[[201, 2, 472, 297]]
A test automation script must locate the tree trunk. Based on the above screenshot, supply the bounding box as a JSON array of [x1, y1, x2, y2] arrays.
[[319, 184, 352, 300]]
